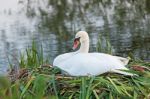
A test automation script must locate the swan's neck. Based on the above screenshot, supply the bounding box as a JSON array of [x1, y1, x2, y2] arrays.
[[78, 39, 89, 53]]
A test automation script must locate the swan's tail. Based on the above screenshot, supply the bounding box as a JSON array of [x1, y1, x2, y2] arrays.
[[114, 56, 130, 65], [111, 69, 136, 76]]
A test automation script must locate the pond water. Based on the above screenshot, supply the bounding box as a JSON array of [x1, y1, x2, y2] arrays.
[[0, 0, 150, 73]]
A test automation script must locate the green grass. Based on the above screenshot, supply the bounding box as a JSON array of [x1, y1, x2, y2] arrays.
[[0, 41, 150, 99], [19, 41, 48, 69]]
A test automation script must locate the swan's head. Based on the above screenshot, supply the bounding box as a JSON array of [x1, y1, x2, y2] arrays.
[[73, 31, 89, 50]]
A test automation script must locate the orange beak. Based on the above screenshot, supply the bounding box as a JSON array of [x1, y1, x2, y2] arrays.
[[72, 38, 80, 50]]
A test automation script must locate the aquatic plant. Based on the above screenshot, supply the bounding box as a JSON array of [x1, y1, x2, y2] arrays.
[[19, 41, 49, 69], [96, 34, 113, 54]]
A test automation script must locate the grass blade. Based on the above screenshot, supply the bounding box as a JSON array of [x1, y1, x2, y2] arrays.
[[93, 90, 99, 99], [107, 77, 122, 94], [20, 76, 35, 98]]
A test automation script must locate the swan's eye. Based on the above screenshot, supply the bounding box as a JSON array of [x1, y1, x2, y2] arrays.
[[74, 37, 80, 42]]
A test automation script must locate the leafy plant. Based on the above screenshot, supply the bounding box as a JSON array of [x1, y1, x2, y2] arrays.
[[96, 34, 113, 54]]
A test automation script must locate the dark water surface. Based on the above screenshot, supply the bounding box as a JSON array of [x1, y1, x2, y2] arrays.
[[0, 0, 150, 73]]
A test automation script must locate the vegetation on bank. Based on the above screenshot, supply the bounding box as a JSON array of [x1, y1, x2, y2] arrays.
[[0, 41, 150, 99]]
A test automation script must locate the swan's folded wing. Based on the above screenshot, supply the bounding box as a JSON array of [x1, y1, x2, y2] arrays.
[[90, 53, 128, 70], [53, 53, 131, 76]]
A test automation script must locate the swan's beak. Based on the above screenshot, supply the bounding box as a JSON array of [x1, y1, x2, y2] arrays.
[[72, 37, 80, 50]]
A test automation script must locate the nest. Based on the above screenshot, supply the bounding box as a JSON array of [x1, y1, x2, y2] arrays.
[[6, 63, 150, 98]]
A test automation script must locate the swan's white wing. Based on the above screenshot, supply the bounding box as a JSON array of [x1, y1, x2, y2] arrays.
[[56, 53, 110, 76], [53, 53, 133, 76], [90, 53, 127, 69], [54, 53, 127, 76], [91, 53, 135, 76]]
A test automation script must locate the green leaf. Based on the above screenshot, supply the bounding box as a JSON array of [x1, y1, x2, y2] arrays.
[[20, 76, 35, 98]]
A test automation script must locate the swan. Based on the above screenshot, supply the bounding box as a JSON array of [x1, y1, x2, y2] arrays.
[[53, 31, 133, 76]]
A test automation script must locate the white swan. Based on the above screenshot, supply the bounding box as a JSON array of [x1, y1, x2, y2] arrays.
[[53, 31, 133, 76]]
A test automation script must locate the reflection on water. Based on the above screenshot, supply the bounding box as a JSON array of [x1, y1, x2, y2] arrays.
[[0, 0, 150, 73]]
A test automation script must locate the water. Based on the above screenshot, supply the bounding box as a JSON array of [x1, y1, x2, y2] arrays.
[[0, 0, 150, 73]]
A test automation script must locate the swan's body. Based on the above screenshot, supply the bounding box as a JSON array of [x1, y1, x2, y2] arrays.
[[53, 31, 132, 76]]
